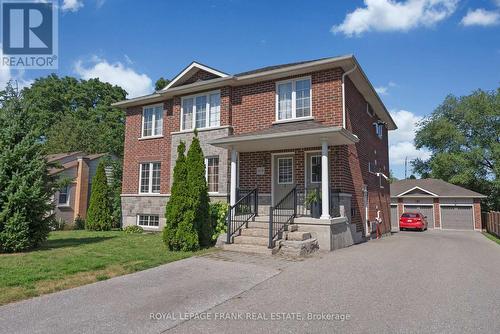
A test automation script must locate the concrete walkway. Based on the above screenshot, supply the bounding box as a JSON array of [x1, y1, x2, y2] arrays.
[[1, 230, 499, 334]]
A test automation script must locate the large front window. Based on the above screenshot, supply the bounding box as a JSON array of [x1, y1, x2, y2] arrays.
[[181, 91, 221, 130], [142, 105, 163, 137], [140, 162, 161, 194], [276, 77, 311, 121]]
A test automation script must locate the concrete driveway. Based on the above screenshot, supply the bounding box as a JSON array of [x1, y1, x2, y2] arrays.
[[1, 230, 499, 334]]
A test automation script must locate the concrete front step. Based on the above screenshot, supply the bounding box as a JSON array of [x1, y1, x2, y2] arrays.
[[286, 231, 311, 241], [241, 228, 269, 237], [233, 235, 269, 246], [221, 243, 273, 255], [247, 221, 269, 229]]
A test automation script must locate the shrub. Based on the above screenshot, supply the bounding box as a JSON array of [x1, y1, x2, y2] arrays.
[[186, 133, 212, 247], [123, 225, 143, 234], [163, 141, 200, 251], [73, 216, 85, 230], [85, 161, 112, 231], [49, 218, 67, 231], [210, 202, 229, 241], [0, 84, 54, 252]]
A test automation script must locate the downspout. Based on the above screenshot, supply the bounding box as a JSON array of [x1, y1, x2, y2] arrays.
[[341, 64, 357, 129]]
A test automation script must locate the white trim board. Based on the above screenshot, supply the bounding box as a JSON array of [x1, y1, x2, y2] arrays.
[[396, 186, 438, 197], [163, 62, 228, 91]]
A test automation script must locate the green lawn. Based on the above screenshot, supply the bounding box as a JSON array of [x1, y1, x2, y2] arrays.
[[0, 230, 210, 305], [483, 232, 500, 245]]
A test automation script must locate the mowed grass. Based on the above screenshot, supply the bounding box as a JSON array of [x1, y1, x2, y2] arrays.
[[483, 232, 500, 245], [0, 230, 210, 305]]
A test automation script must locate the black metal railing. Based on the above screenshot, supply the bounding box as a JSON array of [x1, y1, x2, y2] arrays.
[[226, 187, 258, 244], [269, 185, 297, 248]]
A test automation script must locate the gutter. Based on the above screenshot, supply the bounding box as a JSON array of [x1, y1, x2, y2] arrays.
[[341, 64, 357, 129]]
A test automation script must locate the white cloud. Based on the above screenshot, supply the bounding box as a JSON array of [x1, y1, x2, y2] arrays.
[[0, 46, 33, 91], [389, 109, 431, 165], [74, 56, 154, 98], [460, 8, 500, 26], [62, 0, 84, 12], [332, 0, 458, 37], [375, 81, 397, 95]]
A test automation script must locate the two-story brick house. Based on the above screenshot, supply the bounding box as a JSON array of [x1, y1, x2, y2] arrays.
[[114, 55, 396, 247]]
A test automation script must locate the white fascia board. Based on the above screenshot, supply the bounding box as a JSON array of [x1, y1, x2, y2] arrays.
[[162, 62, 229, 91], [396, 186, 439, 197]]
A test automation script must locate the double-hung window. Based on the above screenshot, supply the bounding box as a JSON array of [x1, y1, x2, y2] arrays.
[[181, 91, 220, 130], [139, 162, 161, 194], [276, 77, 311, 121], [205, 156, 219, 193], [142, 105, 163, 137], [374, 122, 384, 139], [58, 185, 69, 206]]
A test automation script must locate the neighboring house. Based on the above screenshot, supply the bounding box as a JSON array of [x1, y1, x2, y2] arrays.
[[115, 54, 397, 245], [390, 179, 486, 231], [48, 152, 112, 223]]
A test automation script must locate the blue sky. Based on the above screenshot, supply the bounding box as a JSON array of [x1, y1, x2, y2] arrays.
[[1, 0, 499, 178]]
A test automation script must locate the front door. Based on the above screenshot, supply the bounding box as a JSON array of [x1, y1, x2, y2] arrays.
[[272, 154, 294, 205]]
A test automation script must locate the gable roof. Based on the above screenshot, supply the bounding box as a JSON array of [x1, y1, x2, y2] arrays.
[[47, 152, 110, 175], [161, 61, 229, 91], [114, 55, 396, 130], [391, 179, 486, 198]]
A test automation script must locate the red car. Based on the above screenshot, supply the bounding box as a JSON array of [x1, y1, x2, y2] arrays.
[[399, 212, 428, 231]]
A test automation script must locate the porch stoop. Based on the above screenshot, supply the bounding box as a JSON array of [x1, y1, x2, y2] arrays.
[[220, 216, 319, 256]]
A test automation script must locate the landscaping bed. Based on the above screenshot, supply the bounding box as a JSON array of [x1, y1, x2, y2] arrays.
[[0, 230, 208, 305]]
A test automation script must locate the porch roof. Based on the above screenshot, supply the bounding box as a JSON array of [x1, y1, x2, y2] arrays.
[[209, 120, 359, 152]]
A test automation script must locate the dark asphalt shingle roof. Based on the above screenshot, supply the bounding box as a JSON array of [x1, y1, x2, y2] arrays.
[[390, 179, 485, 198], [234, 57, 336, 77], [226, 120, 330, 138]]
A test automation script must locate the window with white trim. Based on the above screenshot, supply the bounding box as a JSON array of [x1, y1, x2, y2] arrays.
[[137, 215, 159, 228], [140, 162, 161, 194], [276, 77, 311, 121], [310, 155, 321, 183], [278, 157, 293, 184], [205, 156, 219, 193], [142, 105, 163, 137], [58, 185, 69, 206], [181, 91, 220, 130]]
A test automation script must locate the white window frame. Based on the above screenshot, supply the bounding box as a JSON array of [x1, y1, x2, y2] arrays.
[[310, 155, 322, 184], [180, 90, 221, 131], [277, 157, 294, 185], [58, 185, 70, 207], [141, 104, 164, 138], [275, 76, 312, 122], [205, 156, 219, 194], [136, 214, 160, 229], [139, 162, 161, 194]]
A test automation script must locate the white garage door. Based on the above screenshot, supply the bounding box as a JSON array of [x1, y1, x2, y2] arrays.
[[391, 205, 399, 231], [403, 205, 434, 229], [441, 205, 474, 230]]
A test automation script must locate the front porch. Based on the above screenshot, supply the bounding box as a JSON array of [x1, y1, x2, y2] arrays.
[[210, 120, 363, 253]]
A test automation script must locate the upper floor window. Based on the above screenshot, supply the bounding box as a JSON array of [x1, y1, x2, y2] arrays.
[[140, 162, 161, 194], [142, 105, 163, 137], [276, 77, 311, 121], [181, 91, 220, 131], [374, 122, 384, 139]]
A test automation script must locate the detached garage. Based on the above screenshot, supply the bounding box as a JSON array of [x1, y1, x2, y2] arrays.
[[390, 179, 485, 231]]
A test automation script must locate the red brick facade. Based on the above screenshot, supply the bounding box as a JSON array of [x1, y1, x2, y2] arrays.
[[121, 63, 391, 235]]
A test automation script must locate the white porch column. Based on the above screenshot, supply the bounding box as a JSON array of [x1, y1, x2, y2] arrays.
[[230, 149, 238, 206], [320, 140, 330, 220]]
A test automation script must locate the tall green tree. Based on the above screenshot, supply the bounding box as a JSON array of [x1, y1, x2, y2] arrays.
[[21, 75, 127, 157], [85, 161, 112, 231], [413, 88, 500, 211], [186, 133, 212, 247], [155, 77, 170, 91], [0, 83, 54, 252], [163, 141, 199, 251]]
